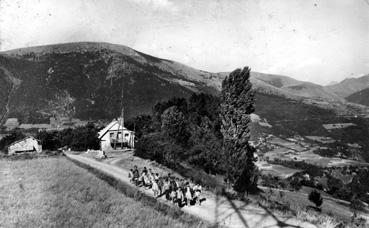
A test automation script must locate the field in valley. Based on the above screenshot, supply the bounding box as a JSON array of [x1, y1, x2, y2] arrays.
[[0, 157, 206, 228], [262, 135, 369, 168], [257, 161, 301, 178]]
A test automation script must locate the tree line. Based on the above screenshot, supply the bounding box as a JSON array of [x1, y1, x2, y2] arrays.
[[0, 123, 100, 152], [131, 67, 258, 195]]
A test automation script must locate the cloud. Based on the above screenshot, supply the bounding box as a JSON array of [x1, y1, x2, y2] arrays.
[[265, 57, 323, 73], [130, 0, 178, 12], [292, 57, 323, 70]]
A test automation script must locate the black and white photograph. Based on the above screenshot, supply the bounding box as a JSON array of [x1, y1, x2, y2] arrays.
[[0, 0, 368, 227]]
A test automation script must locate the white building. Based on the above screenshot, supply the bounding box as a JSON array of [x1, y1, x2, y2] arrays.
[[98, 119, 135, 151], [8, 136, 42, 155]]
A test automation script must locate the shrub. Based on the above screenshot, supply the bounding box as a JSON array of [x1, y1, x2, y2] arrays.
[[308, 189, 323, 209], [69, 124, 100, 151], [350, 197, 365, 215], [36, 123, 99, 151], [0, 130, 26, 152], [36, 130, 61, 150], [290, 177, 302, 191], [135, 133, 179, 168]]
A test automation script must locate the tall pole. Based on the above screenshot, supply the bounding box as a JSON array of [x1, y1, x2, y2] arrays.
[[113, 117, 118, 150], [113, 76, 124, 150], [120, 76, 124, 149]]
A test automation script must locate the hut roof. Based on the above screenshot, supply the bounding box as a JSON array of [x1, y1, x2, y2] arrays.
[[98, 119, 134, 139], [8, 136, 40, 147]]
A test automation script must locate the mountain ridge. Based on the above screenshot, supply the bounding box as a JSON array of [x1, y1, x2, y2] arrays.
[[0, 42, 368, 125], [325, 74, 369, 98]]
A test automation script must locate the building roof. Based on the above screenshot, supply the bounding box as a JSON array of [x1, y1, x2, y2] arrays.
[[8, 136, 40, 147], [98, 119, 134, 139]]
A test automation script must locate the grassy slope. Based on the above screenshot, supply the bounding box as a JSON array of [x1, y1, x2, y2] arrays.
[[262, 186, 354, 223], [254, 92, 338, 136], [0, 157, 206, 228], [346, 88, 369, 106]]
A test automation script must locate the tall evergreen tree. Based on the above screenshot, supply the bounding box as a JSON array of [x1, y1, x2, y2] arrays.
[[220, 67, 257, 194]]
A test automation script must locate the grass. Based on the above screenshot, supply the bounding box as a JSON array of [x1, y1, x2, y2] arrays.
[[259, 186, 359, 224], [257, 189, 369, 228], [0, 156, 208, 228]]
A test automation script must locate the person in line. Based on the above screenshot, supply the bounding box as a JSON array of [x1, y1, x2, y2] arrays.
[[128, 169, 134, 183], [152, 179, 160, 197], [154, 173, 160, 182], [167, 173, 172, 181], [170, 186, 177, 204], [193, 183, 202, 205], [184, 182, 192, 206], [132, 166, 140, 185], [176, 178, 181, 188], [148, 169, 155, 183], [139, 170, 146, 186], [189, 178, 195, 189], [157, 175, 164, 195], [176, 187, 184, 206], [163, 178, 171, 200], [142, 170, 152, 189], [170, 177, 177, 194]]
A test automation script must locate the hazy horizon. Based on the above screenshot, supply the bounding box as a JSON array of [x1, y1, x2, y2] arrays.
[[1, 0, 368, 85]]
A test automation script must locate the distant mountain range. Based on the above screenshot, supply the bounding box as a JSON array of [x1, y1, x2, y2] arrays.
[[325, 74, 369, 98], [250, 72, 344, 102], [0, 42, 368, 125]]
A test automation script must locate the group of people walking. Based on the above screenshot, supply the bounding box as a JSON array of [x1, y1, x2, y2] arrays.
[[128, 165, 203, 207]]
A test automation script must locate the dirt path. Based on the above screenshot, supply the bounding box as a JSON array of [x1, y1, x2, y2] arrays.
[[65, 152, 317, 228]]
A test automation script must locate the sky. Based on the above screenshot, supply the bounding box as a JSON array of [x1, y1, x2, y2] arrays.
[[0, 0, 368, 85]]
